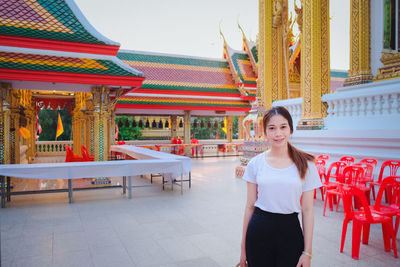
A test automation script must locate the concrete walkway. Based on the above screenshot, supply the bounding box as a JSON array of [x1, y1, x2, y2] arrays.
[[1, 157, 399, 266]]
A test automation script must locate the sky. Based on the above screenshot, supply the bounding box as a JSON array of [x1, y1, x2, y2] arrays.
[[74, 0, 349, 70]]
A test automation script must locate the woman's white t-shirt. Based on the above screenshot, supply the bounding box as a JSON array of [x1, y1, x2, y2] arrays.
[[242, 152, 322, 214]]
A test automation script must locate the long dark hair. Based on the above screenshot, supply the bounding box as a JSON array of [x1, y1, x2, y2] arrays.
[[262, 106, 314, 179]]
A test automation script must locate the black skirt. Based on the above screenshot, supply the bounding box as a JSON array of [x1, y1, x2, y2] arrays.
[[245, 207, 304, 267]]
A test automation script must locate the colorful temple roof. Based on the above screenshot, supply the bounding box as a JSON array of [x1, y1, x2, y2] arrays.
[[238, 25, 258, 73], [116, 50, 252, 114], [225, 45, 257, 86], [0, 0, 144, 91], [0, 0, 120, 55], [0, 46, 144, 87], [221, 43, 257, 102]]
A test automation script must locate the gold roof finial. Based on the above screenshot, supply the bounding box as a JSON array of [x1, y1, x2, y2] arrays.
[[237, 19, 246, 40], [219, 21, 227, 48]]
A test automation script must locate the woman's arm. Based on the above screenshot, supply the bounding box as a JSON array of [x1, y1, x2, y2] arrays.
[[296, 190, 315, 267], [240, 182, 258, 267]]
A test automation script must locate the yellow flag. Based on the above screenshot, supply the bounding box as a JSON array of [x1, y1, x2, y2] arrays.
[[19, 127, 31, 139], [56, 113, 64, 139], [222, 117, 227, 134]]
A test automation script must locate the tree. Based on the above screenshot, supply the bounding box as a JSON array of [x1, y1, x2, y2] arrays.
[[191, 117, 227, 140], [190, 116, 239, 140], [233, 116, 239, 139], [116, 115, 143, 140], [38, 108, 71, 141]]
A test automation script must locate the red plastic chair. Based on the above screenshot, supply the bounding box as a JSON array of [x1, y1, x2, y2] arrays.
[[359, 158, 378, 168], [340, 156, 355, 165], [343, 165, 371, 207], [359, 158, 378, 196], [353, 163, 374, 184], [314, 159, 326, 200], [112, 141, 126, 159], [324, 165, 364, 216], [190, 139, 203, 157], [177, 137, 184, 155], [65, 145, 84, 162], [81, 145, 94, 161], [317, 154, 330, 161], [322, 161, 348, 195], [171, 137, 178, 154], [369, 176, 400, 243], [340, 185, 397, 259], [370, 160, 400, 201]]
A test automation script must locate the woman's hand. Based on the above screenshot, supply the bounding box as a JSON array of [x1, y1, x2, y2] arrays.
[[239, 247, 247, 267], [296, 254, 311, 267]]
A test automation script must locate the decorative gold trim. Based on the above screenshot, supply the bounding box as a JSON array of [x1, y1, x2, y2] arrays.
[[345, 0, 372, 86], [299, 0, 329, 124]]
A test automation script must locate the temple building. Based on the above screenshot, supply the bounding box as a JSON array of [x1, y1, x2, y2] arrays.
[[254, 0, 399, 170], [1, 0, 398, 180], [0, 0, 144, 165]]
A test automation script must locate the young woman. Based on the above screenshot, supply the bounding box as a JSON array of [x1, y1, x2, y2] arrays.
[[239, 106, 322, 267]]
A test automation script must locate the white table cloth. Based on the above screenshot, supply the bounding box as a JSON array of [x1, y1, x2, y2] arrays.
[[0, 159, 182, 179], [110, 145, 191, 174], [0, 159, 182, 207]]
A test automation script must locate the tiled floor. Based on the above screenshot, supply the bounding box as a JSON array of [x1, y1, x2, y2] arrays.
[[1, 156, 399, 267]]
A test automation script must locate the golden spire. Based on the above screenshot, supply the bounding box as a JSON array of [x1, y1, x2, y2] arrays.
[[219, 22, 227, 48], [237, 21, 246, 40]]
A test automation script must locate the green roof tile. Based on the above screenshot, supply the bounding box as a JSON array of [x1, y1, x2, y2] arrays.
[[231, 52, 256, 83], [0, 52, 140, 76], [0, 0, 106, 44], [118, 52, 229, 68]]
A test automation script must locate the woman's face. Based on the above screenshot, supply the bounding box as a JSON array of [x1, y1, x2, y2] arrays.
[[265, 114, 291, 148]]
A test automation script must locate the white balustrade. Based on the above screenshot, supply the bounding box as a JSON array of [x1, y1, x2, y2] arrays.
[[35, 141, 72, 156], [323, 79, 400, 130], [34, 140, 242, 159]]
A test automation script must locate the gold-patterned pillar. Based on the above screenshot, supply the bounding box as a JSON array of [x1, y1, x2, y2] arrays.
[[298, 0, 330, 129], [0, 83, 13, 164], [106, 109, 115, 154], [260, 0, 273, 109], [9, 90, 20, 164], [183, 110, 191, 144], [81, 114, 88, 151], [86, 113, 95, 156], [272, 0, 289, 101], [226, 116, 233, 143], [91, 87, 111, 161], [238, 115, 245, 139], [226, 116, 234, 152], [170, 115, 177, 140], [72, 110, 83, 156], [344, 0, 372, 86], [259, 0, 289, 108], [109, 110, 116, 146], [25, 107, 36, 162]]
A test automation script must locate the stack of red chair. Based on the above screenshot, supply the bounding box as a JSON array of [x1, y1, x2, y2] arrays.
[[65, 145, 84, 162], [339, 184, 398, 259], [81, 145, 94, 161]]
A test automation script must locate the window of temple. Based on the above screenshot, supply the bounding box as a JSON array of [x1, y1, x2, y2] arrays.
[[383, 0, 400, 51]]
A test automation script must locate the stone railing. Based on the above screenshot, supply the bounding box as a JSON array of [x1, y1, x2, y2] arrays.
[[35, 141, 72, 156], [140, 129, 184, 139], [322, 79, 400, 130], [34, 139, 243, 159], [124, 139, 244, 157], [272, 97, 302, 127]]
